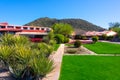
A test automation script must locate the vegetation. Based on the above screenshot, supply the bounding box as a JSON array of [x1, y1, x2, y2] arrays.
[[59, 55, 120, 80], [0, 34, 54, 80], [52, 23, 73, 37], [101, 34, 107, 40], [54, 34, 65, 44], [109, 22, 120, 38], [25, 17, 105, 32], [53, 44, 60, 51], [92, 36, 99, 43], [64, 37, 69, 43], [84, 42, 120, 54], [109, 22, 120, 29], [74, 40, 81, 48], [66, 49, 77, 54]]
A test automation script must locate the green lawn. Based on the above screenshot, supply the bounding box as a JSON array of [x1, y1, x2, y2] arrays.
[[84, 42, 120, 54], [54, 44, 60, 51], [59, 55, 120, 80]]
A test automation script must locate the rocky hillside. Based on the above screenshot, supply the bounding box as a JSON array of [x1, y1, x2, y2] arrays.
[[25, 17, 105, 33]]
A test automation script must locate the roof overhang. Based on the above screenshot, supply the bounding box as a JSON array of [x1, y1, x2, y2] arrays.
[[16, 32, 48, 35]]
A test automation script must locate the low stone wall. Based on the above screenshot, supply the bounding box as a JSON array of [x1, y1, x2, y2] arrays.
[[43, 44, 64, 80]]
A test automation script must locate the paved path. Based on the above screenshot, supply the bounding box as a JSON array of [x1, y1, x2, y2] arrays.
[[43, 44, 64, 80], [99, 40, 120, 44]]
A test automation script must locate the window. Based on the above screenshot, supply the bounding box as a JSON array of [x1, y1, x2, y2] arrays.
[[7, 26, 14, 28], [16, 26, 21, 29], [30, 27, 34, 30], [36, 28, 39, 30], [0, 26, 5, 28], [23, 27, 28, 30], [41, 28, 44, 30]]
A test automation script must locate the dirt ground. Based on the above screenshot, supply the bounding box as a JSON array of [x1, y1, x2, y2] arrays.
[[64, 45, 94, 54]]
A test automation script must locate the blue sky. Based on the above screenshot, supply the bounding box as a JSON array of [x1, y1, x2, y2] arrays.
[[0, 0, 120, 29]]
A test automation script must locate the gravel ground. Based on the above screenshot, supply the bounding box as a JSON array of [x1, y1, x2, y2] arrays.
[[64, 45, 96, 54]]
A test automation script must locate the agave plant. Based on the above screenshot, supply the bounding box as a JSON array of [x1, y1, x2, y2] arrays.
[[15, 45, 32, 64], [0, 34, 54, 80], [30, 57, 54, 79], [0, 45, 14, 66], [0, 34, 15, 46], [14, 35, 30, 45], [37, 43, 54, 57]]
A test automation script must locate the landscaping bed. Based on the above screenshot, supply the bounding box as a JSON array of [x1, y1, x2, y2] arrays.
[[59, 55, 120, 80], [64, 43, 94, 54]]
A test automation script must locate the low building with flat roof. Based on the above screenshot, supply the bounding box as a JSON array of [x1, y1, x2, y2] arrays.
[[0, 22, 51, 42]]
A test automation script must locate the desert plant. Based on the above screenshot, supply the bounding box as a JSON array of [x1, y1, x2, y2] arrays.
[[0, 45, 14, 69], [38, 43, 54, 57], [74, 40, 81, 48], [30, 57, 54, 79], [14, 35, 30, 45], [0, 34, 15, 46], [0, 34, 54, 80], [54, 34, 64, 44], [92, 36, 99, 43]]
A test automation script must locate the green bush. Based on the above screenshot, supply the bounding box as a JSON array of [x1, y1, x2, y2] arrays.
[[74, 40, 81, 48], [101, 34, 107, 40], [81, 36, 87, 40], [64, 37, 69, 43], [107, 36, 114, 41], [92, 36, 99, 43], [74, 35, 81, 39], [54, 34, 64, 44]]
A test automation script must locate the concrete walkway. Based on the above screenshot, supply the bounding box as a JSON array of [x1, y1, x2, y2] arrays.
[[99, 40, 120, 44], [43, 44, 64, 80]]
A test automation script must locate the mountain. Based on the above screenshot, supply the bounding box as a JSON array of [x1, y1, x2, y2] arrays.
[[24, 17, 105, 33]]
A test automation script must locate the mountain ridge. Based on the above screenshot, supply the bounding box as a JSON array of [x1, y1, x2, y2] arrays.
[[24, 17, 105, 33]]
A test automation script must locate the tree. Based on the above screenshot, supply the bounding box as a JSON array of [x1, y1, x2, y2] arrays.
[[109, 22, 120, 38], [109, 22, 120, 30], [52, 23, 73, 37], [54, 34, 65, 44]]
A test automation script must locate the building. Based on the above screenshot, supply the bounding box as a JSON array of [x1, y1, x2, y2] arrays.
[[82, 30, 117, 40], [0, 22, 51, 42], [83, 30, 117, 37]]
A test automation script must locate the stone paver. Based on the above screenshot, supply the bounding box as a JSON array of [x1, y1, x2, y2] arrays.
[[43, 44, 64, 80]]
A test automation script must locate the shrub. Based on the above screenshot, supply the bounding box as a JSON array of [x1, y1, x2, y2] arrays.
[[74, 40, 81, 48], [0, 34, 54, 80], [49, 40, 56, 45], [30, 57, 54, 79], [67, 49, 77, 54], [38, 43, 54, 57], [74, 35, 81, 39], [107, 36, 114, 41], [0, 34, 15, 46], [92, 36, 99, 43], [54, 34, 64, 44], [64, 37, 69, 43], [101, 34, 107, 40], [81, 36, 87, 40]]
